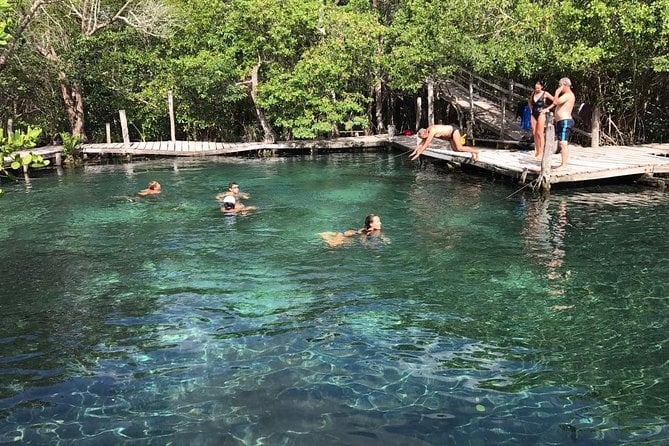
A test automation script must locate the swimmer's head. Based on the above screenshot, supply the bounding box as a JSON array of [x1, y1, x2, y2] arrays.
[[364, 214, 381, 231], [228, 182, 240, 192], [148, 181, 161, 191], [417, 128, 428, 139], [222, 195, 236, 210]]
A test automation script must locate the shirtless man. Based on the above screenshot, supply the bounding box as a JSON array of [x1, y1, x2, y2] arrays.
[[216, 181, 250, 201], [548, 78, 575, 168], [409, 124, 479, 161]]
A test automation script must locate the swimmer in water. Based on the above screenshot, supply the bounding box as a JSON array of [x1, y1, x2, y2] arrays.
[[318, 214, 382, 247], [216, 181, 250, 201], [138, 181, 161, 196], [220, 194, 256, 214]]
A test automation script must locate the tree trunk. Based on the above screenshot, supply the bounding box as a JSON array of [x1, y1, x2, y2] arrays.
[[250, 62, 276, 143], [58, 71, 86, 138]]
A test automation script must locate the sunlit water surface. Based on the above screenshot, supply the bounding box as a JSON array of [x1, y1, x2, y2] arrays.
[[1, 153, 667, 445]]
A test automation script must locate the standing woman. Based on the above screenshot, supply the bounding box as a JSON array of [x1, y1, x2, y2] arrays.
[[528, 81, 554, 159]]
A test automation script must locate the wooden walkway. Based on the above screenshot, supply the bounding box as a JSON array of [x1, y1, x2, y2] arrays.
[[444, 78, 527, 142], [389, 136, 669, 184], [79, 136, 389, 156], [8, 136, 669, 186], [4, 136, 388, 166]]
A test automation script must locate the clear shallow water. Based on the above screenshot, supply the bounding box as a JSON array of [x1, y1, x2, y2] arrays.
[[0, 153, 667, 445]]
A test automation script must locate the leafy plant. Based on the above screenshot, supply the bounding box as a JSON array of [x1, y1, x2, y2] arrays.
[[0, 126, 49, 196], [61, 131, 82, 158]]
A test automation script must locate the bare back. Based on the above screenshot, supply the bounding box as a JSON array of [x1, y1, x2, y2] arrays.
[[429, 124, 455, 140]]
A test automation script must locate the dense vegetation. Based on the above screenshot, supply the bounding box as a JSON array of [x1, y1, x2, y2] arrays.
[[1, 0, 668, 146]]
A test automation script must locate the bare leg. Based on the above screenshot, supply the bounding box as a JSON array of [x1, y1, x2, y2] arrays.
[[451, 130, 480, 161], [318, 232, 350, 247], [557, 141, 569, 168], [530, 115, 538, 156], [534, 114, 546, 158]]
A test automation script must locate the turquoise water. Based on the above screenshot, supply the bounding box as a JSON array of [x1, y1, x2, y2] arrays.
[[0, 153, 667, 445]]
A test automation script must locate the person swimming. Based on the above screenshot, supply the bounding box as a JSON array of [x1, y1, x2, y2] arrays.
[[318, 214, 383, 247], [138, 181, 161, 196], [220, 194, 256, 214], [222, 195, 236, 211]]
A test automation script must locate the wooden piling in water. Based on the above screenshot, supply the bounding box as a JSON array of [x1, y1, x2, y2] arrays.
[[540, 113, 556, 194]]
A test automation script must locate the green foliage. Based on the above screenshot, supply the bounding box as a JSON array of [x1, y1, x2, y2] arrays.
[[0, 0, 10, 48], [0, 126, 49, 195], [259, 4, 382, 138], [61, 131, 82, 158], [1, 126, 42, 153]]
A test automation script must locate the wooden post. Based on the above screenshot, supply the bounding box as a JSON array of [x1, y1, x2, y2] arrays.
[[119, 110, 130, 144], [468, 74, 475, 144], [7, 118, 13, 139], [427, 79, 434, 126], [509, 80, 515, 104], [540, 112, 556, 194], [55, 152, 62, 166], [106, 123, 111, 143], [415, 96, 422, 131], [591, 106, 601, 148], [168, 90, 176, 143], [500, 97, 507, 142]]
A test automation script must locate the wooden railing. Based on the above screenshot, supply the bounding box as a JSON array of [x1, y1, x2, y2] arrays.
[[450, 68, 594, 145]]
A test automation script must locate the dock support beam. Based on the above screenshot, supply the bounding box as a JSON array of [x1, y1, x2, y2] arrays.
[[468, 74, 475, 144], [427, 80, 434, 126], [168, 91, 176, 144], [591, 106, 601, 148], [539, 113, 556, 195], [119, 110, 130, 145], [415, 97, 422, 131]]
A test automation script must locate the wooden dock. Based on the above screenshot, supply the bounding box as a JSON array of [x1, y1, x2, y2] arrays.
[[389, 136, 669, 184], [7, 135, 669, 187], [79, 136, 389, 156]]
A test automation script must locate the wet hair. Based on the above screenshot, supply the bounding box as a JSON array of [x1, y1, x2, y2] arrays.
[[417, 128, 428, 139], [148, 181, 160, 190], [228, 181, 239, 190], [364, 214, 377, 231]]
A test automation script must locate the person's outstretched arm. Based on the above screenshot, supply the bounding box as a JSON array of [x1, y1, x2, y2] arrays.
[[409, 131, 435, 160]]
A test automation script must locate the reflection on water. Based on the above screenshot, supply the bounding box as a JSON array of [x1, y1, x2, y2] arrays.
[[522, 197, 571, 299], [0, 155, 667, 445]]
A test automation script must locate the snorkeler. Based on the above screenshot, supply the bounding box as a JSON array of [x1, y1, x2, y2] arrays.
[[318, 214, 382, 247]]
